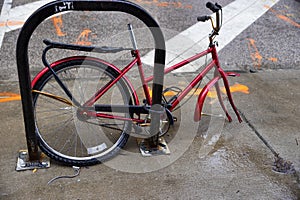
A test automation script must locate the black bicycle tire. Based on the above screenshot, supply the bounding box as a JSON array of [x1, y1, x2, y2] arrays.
[[32, 57, 132, 166]]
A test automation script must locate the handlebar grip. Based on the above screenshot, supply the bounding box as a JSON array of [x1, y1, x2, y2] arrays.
[[197, 16, 210, 22], [206, 2, 220, 13], [215, 3, 222, 9]]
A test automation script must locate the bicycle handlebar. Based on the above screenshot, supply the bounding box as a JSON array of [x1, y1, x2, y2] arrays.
[[197, 2, 222, 44], [206, 2, 220, 13], [197, 15, 210, 22]]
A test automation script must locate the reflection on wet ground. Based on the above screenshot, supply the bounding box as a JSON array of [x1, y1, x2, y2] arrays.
[[196, 117, 300, 199]]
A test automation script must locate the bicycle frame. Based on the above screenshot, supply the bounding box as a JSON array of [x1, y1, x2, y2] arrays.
[[86, 22, 243, 123], [36, 34, 242, 126], [91, 43, 242, 123], [35, 2, 243, 126]]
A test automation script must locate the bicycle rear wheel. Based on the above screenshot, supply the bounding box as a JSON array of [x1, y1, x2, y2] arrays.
[[32, 57, 132, 166]]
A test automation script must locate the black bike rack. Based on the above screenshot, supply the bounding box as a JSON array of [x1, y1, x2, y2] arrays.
[[16, 0, 166, 166]]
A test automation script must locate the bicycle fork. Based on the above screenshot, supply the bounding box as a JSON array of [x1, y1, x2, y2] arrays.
[[194, 45, 242, 123]]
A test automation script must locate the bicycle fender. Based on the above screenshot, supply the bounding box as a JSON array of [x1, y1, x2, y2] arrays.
[[194, 76, 220, 122], [32, 56, 120, 87], [194, 71, 241, 122]]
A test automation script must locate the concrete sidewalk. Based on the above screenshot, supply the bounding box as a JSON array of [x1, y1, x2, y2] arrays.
[[0, 69, 299, 199]]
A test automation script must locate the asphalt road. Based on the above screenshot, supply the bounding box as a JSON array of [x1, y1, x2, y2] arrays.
[[0, 0, 299, 80]]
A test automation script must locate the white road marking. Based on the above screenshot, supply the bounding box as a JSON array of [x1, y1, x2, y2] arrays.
[[0, 0, 13, 48], [0, 0, 53, 48], [142, 0, 280, 72]]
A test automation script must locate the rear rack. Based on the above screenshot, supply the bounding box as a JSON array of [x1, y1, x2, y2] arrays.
[[43, 39, 133, 53]]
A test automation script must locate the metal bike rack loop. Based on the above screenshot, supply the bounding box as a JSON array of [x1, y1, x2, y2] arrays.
[[16, 0, 166, 166]]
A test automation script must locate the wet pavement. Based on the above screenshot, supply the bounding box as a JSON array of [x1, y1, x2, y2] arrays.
[[0, 68, 299, 199]]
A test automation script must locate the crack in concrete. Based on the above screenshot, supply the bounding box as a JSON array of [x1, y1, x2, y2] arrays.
[[238, 108, 278, 157], [237, 108, 298, 177]]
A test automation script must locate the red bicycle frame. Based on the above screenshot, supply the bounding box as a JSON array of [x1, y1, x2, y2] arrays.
[[80, 42, 242, 123], [35, 3, 243, 125]]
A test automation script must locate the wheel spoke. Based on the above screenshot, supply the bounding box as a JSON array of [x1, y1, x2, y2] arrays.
[[32, 59, 132, 166]]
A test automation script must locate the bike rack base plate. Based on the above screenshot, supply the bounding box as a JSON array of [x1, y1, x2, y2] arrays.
[[16, 150, 50, 171], [137, 137, 170, 156]]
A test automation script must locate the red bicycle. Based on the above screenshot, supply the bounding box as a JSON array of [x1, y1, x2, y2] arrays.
[[31, 2, 242, 166]]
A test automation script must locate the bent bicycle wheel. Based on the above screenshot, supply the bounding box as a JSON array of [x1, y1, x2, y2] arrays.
[[32, 57, 132, 166]]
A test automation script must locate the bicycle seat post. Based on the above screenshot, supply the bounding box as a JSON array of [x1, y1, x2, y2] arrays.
[[128, 24, 138, 50]]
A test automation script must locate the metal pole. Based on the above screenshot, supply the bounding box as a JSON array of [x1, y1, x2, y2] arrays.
[[16, 0, 165, 161]]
